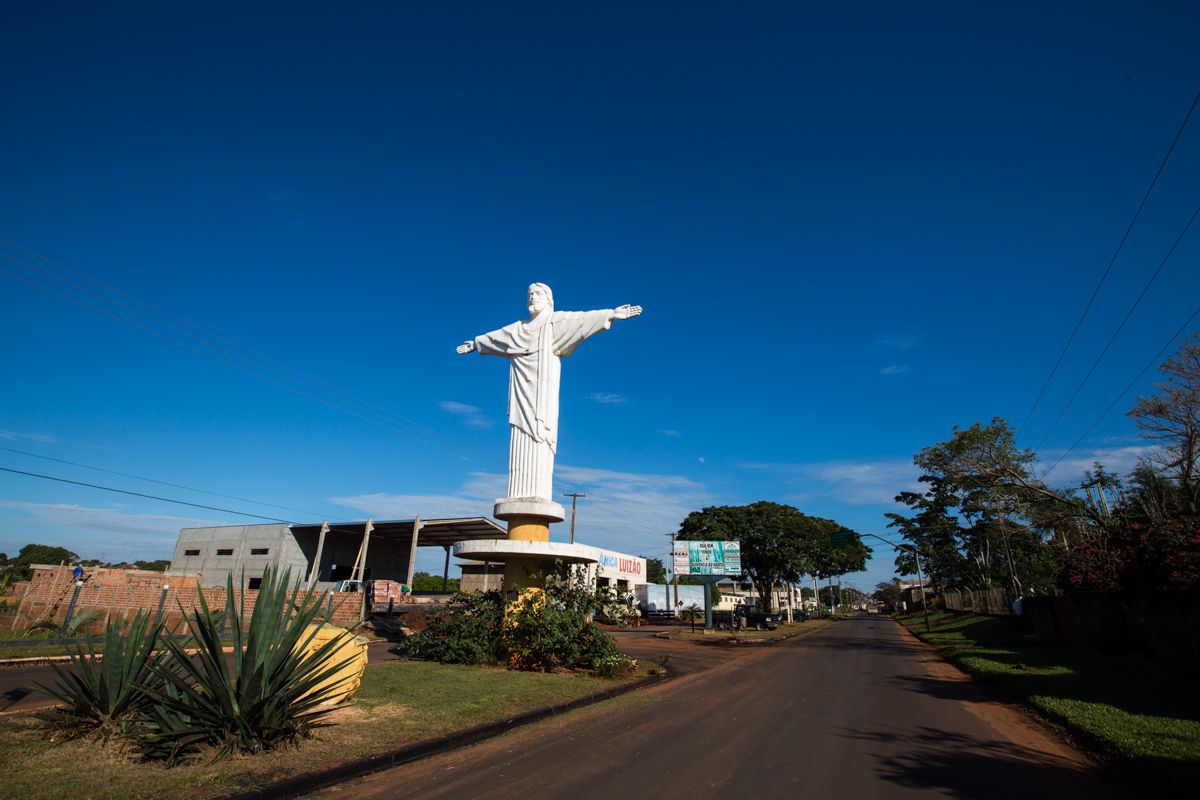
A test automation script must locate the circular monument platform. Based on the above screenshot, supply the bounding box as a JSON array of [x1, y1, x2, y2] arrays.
[[453, 538, 600, 564], [493, 498, 566, 522]]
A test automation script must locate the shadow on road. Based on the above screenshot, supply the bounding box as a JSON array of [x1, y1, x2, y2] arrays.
[[836, 725, 1120, 799], [0, 686, 33, 711]]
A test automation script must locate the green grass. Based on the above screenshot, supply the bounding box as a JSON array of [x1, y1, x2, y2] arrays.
[[896, 611, 1200, 792], [0, 642, 80, 660], [0, 659, 638, 799]]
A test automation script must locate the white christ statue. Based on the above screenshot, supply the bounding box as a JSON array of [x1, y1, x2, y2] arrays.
[[457, 283, 642, 510]]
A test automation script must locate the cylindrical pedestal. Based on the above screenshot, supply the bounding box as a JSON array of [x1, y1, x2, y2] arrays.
[[504, 515, 553, 590], [507, 515, 550, 542]]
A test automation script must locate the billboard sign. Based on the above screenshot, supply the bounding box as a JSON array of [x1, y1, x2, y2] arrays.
[[672, 540, 741, 576]]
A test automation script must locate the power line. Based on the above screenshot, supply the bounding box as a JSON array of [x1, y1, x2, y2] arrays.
[[555, 477, 679, 539], [0, 236, 439, 437], [0, 258, 437, 442], [1017, 91, 1200, 440], [0, 445, 332, 519], [0, 245, 442, 443], [1043, 303, 1200, 477], [1033, 203, 1200, 450], [0, 466, 294, 522]]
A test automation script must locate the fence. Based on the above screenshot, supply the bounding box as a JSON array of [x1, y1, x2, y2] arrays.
[[941, 588, 1013, 615], [1021, 591, 1200, 663]]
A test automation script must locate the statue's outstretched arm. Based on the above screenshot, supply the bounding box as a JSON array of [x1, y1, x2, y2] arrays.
[[613, 304, 643, 320], [456, 340, 476, 354]]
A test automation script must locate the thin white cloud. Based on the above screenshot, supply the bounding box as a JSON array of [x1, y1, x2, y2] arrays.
[[0, 500, 217, 561], [555, 464, 710, 555], [587, 392, 629, 405], [331, 472, 506, 520], [742, 444, 1161, 510], [1037, 445, 1157, 484], [743, 458, 920, 506], [439, 400, 492, 429], [332, 466, 711, 560], [879, 364, 911, 376], [875, 332, 921, 351], [0, 429, 59, 445]]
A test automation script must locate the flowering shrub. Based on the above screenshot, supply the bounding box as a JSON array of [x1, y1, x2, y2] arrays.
[[1058, 516, 1200, 592], [401, 568, 634, 676]]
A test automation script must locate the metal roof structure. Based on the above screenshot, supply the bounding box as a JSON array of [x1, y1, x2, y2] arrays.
[[288, 517, 505, 548]]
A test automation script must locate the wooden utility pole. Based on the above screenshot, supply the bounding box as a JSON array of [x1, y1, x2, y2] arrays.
[[563, 492, 586, 544]]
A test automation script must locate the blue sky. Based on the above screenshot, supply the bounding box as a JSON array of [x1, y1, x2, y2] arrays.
[[2, 2, 1198, 590]]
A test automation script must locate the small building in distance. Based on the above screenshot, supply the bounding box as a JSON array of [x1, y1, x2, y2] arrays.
[[459, 560, 504, 593], [170, 518, 506, 589], [456, 545, 646, 595]]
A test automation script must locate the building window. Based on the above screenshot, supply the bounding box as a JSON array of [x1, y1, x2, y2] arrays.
[[250, 548, 269, 555], [247, 577, 263, 590], [216, 548, 234, 556], [184, 549, 200, 556]]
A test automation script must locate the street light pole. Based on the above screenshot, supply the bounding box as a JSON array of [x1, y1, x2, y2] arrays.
[[861, 532, 931, 633]]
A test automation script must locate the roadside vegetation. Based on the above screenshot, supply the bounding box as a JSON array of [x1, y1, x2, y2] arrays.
[[401, 568, 635, 677], [896, 609, 1200, 792], [885, 335, 1200, 599], [0, 658, 625, 800], [36, 566, 355, 763]]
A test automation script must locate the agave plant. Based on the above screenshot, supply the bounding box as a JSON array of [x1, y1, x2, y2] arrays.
[[37, 609, 164, 740], [24, 609, 101, 638], [139, 566, 359, 763]]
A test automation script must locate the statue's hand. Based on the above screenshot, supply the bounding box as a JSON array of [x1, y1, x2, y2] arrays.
[[614, 304, 642, 320], [456, 340, 476, 354]]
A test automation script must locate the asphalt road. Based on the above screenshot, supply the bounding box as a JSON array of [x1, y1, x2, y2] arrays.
[[313, 618, 1123, 800]]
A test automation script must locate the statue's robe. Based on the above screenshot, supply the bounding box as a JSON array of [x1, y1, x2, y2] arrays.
[[474, 309, 615, 500]]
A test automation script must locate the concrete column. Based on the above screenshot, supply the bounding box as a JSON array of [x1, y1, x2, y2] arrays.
[[308, 521, 329, 587], [441, 545, 451, 591], [355, 519, 374, 581], [405, 516, 422, 587], [502, 515, 552, 593]]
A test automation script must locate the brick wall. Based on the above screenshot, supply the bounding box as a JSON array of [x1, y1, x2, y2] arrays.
[[13, 566, 364, 630]]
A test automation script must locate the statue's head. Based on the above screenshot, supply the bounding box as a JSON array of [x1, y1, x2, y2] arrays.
[[528, 283, 553, 317]]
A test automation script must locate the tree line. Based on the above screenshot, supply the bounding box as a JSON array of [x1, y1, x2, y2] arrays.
[[886, 336, 1200, 595], [671, 501, 870, 612]]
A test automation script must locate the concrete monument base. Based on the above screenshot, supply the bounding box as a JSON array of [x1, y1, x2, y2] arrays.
[[453, 537, 599, 592], [493, 498, 565, 523]]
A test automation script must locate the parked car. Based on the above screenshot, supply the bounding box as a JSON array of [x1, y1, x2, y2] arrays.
[[716, 605, 782, 631]]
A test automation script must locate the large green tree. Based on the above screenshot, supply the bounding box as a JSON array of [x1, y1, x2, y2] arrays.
[[887, 419, 1063, 594], [7, 543, 80, 581], [645, 557, 666, 584], [873, 579, 903, 607], [676, 501, 864, 612], [1128, 334, 1200, 516]]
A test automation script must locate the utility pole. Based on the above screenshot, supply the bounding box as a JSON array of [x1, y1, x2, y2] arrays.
[[563, 492, 586, 544], [665, 532, 679, 617], [860, 532, 931, 633]]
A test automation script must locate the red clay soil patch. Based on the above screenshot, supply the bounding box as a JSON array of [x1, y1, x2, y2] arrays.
[[891, 619, 1102, 772]]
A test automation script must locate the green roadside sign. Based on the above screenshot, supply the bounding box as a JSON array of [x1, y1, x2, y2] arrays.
[[672, 540, 742, 576], [830, 530, 857, 548]]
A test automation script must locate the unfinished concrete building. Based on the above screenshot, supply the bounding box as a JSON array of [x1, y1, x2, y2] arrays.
[[169, 518, 506, 589]]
